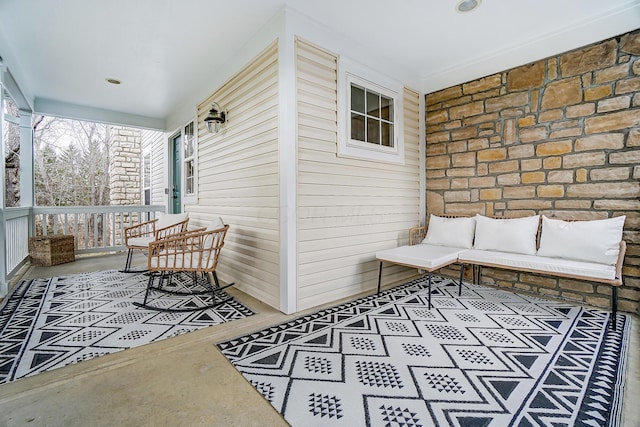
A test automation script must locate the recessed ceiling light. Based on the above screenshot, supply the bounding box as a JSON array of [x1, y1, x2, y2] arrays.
[[455, 0, 481, 13], [105, 78, 121, 85]]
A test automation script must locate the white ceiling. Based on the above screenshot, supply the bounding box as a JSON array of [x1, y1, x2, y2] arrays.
[[0, 0, 638, 129]]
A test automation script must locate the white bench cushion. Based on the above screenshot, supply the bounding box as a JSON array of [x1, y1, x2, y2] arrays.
[[376, 244, 465, 271], [458, 249, 616, 281], [128, 236, 154, 248]]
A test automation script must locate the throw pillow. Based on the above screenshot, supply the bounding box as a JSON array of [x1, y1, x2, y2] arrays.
[[423, 215, 476, 248], [205, 216, 225, 231], [156, 212, 188, 229], [473, 214, 539, 255], [537, 215, 625, 265]]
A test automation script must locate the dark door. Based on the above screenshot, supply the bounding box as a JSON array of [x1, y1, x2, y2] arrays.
[[171, 134, 181, 213]]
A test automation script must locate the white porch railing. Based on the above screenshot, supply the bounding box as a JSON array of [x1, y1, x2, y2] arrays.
[[0, 205, 166, 296], [3, 207, 30, 278], [32, 205, 166, 254]]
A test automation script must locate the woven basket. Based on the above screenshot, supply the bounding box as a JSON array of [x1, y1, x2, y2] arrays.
[[29, 235, 75, 266]]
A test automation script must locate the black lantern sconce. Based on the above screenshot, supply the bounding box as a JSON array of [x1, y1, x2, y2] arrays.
[[204, 102, 227, 133]]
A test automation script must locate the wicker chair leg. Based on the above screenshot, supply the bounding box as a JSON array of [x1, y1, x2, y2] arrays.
[[156, 272, 164, 290], [120, 249, 134, 273], [211, 271, 235, 291], [142, 274, 155, 305], [427, 271, 432, 310], [213, 271, 221, 288]]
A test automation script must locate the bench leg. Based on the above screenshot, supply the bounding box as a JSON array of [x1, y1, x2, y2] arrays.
[[377, 261, 383, 294], [458, 264, 465, 296], [611, 286, 618, 331]]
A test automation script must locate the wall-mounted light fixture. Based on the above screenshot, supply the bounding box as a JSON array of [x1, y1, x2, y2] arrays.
[[204, 102, 227, 133]]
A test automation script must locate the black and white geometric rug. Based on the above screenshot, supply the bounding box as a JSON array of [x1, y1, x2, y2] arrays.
[[218, 276, 629, 427], [0, 269, 253, 384]]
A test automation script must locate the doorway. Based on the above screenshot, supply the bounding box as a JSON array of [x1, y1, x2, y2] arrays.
[[170, 133, 181, 213]]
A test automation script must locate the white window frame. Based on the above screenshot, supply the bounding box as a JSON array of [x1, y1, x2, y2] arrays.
[[338, 56, 404, 164], [142, 147, 151, 203], [182, 120, 198, 205]]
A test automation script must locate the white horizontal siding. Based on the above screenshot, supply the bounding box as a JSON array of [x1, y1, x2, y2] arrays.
[[296, 39, 421, 311], [188, 41, 280, 308]]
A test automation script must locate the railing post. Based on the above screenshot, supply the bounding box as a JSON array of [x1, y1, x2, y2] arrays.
[[0, 209, 7, 296], [0, 68, 7, 296]]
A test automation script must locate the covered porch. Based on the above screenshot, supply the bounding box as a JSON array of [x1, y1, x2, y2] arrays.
[[0, 1, 639, 425]]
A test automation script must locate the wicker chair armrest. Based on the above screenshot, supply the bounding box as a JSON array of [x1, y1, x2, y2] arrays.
[[409, 226, 428, 246], [147, 225, 229, 271], [124, 218, 158, 243], [148, 232, 196, 253], [149, 226, 209, 249], [149, 227, 206, 246]]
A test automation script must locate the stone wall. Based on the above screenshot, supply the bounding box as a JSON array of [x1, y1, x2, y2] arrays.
[[425, 30, 640, 314]]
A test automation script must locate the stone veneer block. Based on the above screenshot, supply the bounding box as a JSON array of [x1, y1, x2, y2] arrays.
[[541, 77, 582, 109], [508, 61, 545, 91], [426, 86, 462, 105], [566, 103, 596, 118], [620, 32, 640, 55], [562, 152, 606, 168], [535, 140, 572, 156], [449, 101, 484, 119], [485, 92, 529, 113], [615, 77, 640, 95], [585, 109, 640, 133], [575, 134, 625, 151], [477, 148, 506, 162], [594, 63, 630, 84], [426, 109, 448, 125], [567, 182, 640, 198], [585, 86, 613, 101], [590, 167, 631, 181], [463, 74, 502, 95], [560, 39, 617, 77], [609, 151, 640, 164]]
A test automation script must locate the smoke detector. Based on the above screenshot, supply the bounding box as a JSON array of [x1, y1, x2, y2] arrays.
[[456, 0, 481, 13]]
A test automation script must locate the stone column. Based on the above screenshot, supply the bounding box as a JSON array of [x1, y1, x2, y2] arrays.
[[109, 126, 142, 242]]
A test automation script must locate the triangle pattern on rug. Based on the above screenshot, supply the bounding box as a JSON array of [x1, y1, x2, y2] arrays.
[[217, 276, 629, 427], [489, 380, 520, 400], [0, 270, 254, 384]]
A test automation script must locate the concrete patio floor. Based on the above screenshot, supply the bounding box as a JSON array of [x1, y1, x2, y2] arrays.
[[0, 252, 638, 426]]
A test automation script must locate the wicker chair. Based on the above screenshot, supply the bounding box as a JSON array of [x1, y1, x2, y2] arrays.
[[121, 213, 189, 272], [133, 224, 234, 312]]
